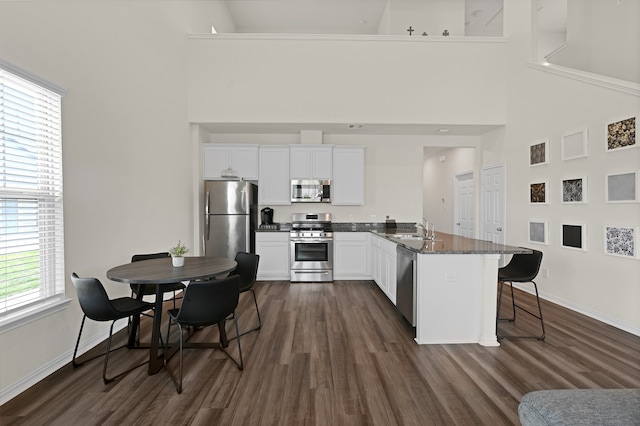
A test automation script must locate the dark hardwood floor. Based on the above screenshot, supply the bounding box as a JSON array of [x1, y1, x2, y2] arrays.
[[2, 280, 639, 425]]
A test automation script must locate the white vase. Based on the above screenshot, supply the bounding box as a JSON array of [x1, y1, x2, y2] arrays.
[[172, 256, 184, 267]]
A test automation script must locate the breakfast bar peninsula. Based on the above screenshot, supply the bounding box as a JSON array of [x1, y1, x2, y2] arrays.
[[374, 230, 531, 347]]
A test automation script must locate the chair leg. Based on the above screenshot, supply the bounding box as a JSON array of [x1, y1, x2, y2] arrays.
[[230, 289, 262, 340], [102, 321, 117, 384], [251, 289, 262, 331], [72, 316, 87, 368], [497, 280, 546, 341], [220, 312, 244, 370]]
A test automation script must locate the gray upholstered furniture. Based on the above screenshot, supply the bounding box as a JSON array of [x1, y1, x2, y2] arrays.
[[519, 389, 640, 426]]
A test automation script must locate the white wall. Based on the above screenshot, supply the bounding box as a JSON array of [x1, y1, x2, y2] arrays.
[[503, 2, 640, 332], [423, 147, 476, 233], [0, 0, 200, 400], [187, 35, 508, 126]]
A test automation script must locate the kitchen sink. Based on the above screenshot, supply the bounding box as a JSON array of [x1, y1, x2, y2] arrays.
[[393, 233, 427, 240]]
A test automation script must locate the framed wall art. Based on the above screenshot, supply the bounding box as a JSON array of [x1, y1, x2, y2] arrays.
[[561, 176, 587, 203], [605, 171, 638, 203], [562, 223, 587, 251], [606, 116, 637, 152], [561, 128, 589, 161], [528, 221, 548, 245], [529, 139, 549, 166], [530, 181, 548, 204], [604, 225, 638, 258]]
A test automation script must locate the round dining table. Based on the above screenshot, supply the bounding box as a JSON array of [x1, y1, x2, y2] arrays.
[[107, 256, 237, 375]]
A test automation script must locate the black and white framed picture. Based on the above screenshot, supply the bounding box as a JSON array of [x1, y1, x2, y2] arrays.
[[529, 139, 549, 166], [528, 221, 548, 245], [530, 181, 548, 204], [605, 171, 638, 203], [561, 128, 589, 161], [562, 223, 587, 251], [561, 176, 587, 203], [606, 116, 637, 152], [604, 225, 638, 258]]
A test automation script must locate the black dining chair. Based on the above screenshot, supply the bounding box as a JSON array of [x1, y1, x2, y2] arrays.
[[496, 249, 545, 340], [71, 273, 154, 384], [164, 275, 244, 394], [228, 252, 261, 337], [130, 252, 186, 308]]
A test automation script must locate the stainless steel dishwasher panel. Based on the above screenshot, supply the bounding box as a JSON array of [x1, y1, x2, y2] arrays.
[[396, 245, 417, 326]]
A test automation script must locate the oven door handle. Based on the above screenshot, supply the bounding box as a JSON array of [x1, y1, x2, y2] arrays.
[[290, 238, 333, 243]]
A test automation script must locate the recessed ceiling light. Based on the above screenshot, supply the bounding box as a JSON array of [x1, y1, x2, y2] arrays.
[[437, 128, 450, 134]]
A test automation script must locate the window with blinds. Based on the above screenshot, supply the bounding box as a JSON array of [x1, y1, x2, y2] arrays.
[[0, 65, 65, 319]]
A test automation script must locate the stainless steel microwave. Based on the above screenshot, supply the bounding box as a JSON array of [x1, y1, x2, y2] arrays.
[[291, 179, 331, 203]]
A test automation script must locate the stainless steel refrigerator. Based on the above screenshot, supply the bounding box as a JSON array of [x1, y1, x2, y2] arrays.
[[204, 180, 258, 259]]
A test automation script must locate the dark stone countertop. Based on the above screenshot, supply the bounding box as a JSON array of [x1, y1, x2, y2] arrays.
[[372, 230, 531, 255], [256, 223, 529, 255]]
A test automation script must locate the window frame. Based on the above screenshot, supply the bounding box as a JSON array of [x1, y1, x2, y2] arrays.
[[0, 61, 70, 333]]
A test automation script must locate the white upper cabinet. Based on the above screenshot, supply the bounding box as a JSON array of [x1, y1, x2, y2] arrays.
[[203, 144, 259, 180], [290, 145, 333, 180], [259, 146, 291, 205], [332, 146, 365, 205]]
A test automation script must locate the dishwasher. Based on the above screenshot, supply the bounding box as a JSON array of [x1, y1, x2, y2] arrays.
[[396, 245, 417, 327]]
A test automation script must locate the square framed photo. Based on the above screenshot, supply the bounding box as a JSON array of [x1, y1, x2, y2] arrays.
[[561, 176, 587, 203], [561, 128, 589, 161], [530, 181, 548, 204], [528, 221, 548, 245], [605, 171, 638, 203], [604, 225, 638, 258], [562, 223, 587, 251], [529, 139, 549, 166], [606, 116, 637, 152]]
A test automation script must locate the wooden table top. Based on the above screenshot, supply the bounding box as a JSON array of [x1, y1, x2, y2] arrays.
[[106, 256, 237, 284]]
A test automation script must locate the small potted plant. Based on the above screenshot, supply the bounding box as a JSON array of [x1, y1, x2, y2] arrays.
[[169, 240, 189, 267]]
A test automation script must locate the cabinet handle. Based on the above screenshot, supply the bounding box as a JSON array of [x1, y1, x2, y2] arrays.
[[497, 227, 502, 232]]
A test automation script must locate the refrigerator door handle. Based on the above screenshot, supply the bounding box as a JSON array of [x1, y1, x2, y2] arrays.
[[205, 190, 210, 241]]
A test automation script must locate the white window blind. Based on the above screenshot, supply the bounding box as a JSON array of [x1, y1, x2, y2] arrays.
[[0, 65, 65, 318]]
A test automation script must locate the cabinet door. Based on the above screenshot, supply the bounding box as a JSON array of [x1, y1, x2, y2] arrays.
[[230, 146, 258, 180], [333, 233, 369, 278], [381, 238, 398, 304], [332, 146, 365, 205], [290, 147, 311, 179], [203, 145, 258, 180], [311, 146, 332, 179], [203, 146, 230, 179], [259, 146, 290, 205], [255, 233, 290, 280], [290, 145, 333, 179]]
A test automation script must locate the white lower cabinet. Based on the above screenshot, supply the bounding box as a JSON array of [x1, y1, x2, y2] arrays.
[[370, 234, 397, 304], [255, 232, 290, 280], [333, 233, 369, 279]]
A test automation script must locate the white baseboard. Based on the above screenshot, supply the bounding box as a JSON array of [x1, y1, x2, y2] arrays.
[[0, 319, 128, 406], [513, 283, 640, 337]]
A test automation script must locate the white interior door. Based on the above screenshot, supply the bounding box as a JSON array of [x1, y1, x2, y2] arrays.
[[454, 172, 474, 237], [481, 164, 505, 244]]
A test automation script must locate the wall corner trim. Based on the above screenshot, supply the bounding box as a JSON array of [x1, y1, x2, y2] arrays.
[[527, 61, 640, 97]]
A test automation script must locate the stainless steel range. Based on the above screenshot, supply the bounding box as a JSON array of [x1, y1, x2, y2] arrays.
[[290, 213, 333, 282]]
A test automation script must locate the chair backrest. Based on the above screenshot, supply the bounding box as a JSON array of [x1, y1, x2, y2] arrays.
[[229, 252, 260, 292], [173, 275, 240, 327], [130, 252, 171, 295], [131, 252, 170, 263], [71, 273, 120, 322], [502, 249, 543, 282]]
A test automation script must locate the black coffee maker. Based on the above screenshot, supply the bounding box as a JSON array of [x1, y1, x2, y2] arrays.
[[261, 207, 274, 225]]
